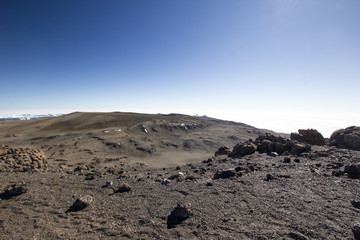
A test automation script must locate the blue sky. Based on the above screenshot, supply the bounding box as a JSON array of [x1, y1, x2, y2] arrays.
[[1, 0, 359, 136]]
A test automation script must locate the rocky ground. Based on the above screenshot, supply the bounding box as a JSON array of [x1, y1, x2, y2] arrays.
[[1, 113, 360, 239], [1, 137, 360, 239]]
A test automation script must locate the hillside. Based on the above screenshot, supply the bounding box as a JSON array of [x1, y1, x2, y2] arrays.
[[0, 112, 273, 168]]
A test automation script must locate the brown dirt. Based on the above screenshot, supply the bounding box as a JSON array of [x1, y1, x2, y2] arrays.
[[1, 112, 359, 239], [0, 112, 273, 169]]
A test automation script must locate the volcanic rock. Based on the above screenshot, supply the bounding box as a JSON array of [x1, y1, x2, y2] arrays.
[[161, 179, 171, 185], [214, 168, 236, 179], [344, 164, 360, 179], [229, 141, 256, 157], [214, 146, 232, 156], [167, 203, 192, 228], [353, 223, 360, 240], [264, 174, 275, 181], [290, 129, 325, 146], [67, 195, 93, 213], [255, 133, 311, 156], [330, 126, 360, 150], [0, 182, 28, 200], [351, 200, 360, 209], [168, 172, 185, 181], [291, 143, 311, 155], [115, 182, 132, 193]]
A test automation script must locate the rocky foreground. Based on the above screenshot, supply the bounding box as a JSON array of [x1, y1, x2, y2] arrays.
[[1, 127, 360, 239]]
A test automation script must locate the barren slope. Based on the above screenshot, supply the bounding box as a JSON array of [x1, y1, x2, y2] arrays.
[[0, 112, 272, 168]]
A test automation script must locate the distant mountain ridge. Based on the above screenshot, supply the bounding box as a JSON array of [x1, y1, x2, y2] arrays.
[[0, 113, 63, 121]]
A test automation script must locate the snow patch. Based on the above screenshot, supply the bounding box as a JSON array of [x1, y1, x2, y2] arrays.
[[0, 113, 63, 121]]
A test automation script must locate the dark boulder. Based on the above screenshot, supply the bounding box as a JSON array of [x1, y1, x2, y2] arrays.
[[0, 183, 28, 200], [290, 129, 325, 146], [214, 146, 232, 156], [255, 134, 293, 154], [214, 168, 236, 179], [291, 143, 311, 155], [66, 195, 93, 213], [353, 223, 360, 240], [255, 133, 310, 155], [115, 182, 132, 193], [167, 203, 192, 229], [229, 141, 256, 157], [330, 126, 360, 150], [344, 164, 360, 179]]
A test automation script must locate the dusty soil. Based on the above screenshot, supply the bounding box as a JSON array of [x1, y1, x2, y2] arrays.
[[1, 146, 360, 239], [0, 112, 272, 168], [1, 112, 360, 239]]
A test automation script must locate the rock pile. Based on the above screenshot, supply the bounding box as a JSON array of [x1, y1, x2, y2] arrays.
[[256, 134, 311, 155], [218, 134, 311, 158], [330, 126, 360, 150], [0, 145, 48, 172], [290, 129, 325, 146]]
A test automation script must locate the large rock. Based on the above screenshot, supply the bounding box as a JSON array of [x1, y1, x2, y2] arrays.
[[170, 203, 192, 219], [330, 126, 360, 150], [344, 164, 360, 179], [255, 134, 310, 156], [290, 129, 325, 146], [291, 143, 311, 155], [229, 140, 256, 157], [256, 134, 291, 154], [226, 133, 311, 159], [167, 203, 192, 229], [214, 146, 232, 156]]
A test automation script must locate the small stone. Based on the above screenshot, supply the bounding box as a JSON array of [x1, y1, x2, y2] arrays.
[[332, 170, 344, 177], [115, 182, 131, 193], [205, 180, 213, 186], [283, 157, 291, 163], [85, 174, 95, 180], [68, 195, 93, 212], [214, 168, 236, 179], [288, 232, 308, 240], [353, 223, 360, 240], [264, 174, 275, 181], [0, 183, 28, 200], [351, 200, 360, 209], [105, 181, 113, 187], [161, 179, 171, 185], [268, 152, 279, 157]]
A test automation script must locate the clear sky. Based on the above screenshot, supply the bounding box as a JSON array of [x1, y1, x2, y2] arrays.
[[1, 0, 359, 137]]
